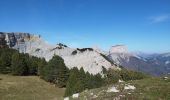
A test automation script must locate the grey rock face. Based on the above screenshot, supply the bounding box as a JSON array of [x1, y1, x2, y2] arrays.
[[0, 32, 120, 75], [0, 32, 34, 48]]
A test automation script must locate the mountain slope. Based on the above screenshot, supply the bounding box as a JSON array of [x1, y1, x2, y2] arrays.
[[68, 77, 170, 100], [108, 45, 170, 76], [0, 32, 120, 75]]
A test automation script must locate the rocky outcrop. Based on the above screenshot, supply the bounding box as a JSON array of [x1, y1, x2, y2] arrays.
[[0, 32, 40, 48], [0, 32, 120, 75]]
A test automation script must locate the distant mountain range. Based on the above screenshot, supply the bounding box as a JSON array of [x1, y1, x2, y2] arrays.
[[0, 32, 169, 76], [108, 45, 170, 76]]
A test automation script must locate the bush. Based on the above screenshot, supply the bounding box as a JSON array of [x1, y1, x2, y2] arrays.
[[71, 50, 77, 55], [77, 48, 93, 52]]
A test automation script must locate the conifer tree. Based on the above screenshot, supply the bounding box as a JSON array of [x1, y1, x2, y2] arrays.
[[42, 55, 69, 87], [65, 68, 78, 96], [0, 52, 12, 73], [38, 58, 47, 77], [11, 52, 28, 75]]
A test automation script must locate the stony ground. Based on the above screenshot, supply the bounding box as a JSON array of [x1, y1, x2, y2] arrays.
[[67, 77, 170, 100]]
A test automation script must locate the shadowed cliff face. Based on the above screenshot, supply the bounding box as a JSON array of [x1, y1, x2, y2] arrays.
[[0, 32, 35, 48], [0, 32, 41, 53], [0, 33, 6, 48]]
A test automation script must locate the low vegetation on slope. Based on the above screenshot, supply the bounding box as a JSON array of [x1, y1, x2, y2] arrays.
[[0, 74, 65, 100], [68, 77, 170, 100], [0, 47, 152, 99]]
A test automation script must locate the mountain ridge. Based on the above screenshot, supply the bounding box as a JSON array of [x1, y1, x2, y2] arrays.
[[0, 32, 169, 76]]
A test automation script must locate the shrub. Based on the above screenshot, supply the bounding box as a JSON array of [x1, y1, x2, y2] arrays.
[[71, 50, 77, 55]]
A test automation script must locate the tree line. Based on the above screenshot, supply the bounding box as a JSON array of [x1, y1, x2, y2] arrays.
[[0, 47, 147, 97], [0, 48, 45, 75]]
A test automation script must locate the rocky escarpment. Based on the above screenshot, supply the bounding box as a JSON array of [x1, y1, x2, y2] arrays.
[[0, 32, 120, 75], [0, 32, 40, 49]]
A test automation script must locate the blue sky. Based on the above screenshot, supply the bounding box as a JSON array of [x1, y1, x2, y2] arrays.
[[0, 0, 170, 53]]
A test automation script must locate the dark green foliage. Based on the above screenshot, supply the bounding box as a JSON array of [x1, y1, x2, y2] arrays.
[[11, 52, 28, 75], [65, 67, 79, 96], [58, 43, 67, 47], [102, 66, 107, 74], [0, 47, 45, 76], [72, 48, 93, 55], [102, 68, 147, 84], [71, 50, 77, 55], [51, 43, 68, 50], [65, 67, 104, 97], [119, 69, 147, 81], [77, 48, 93, 52], [0, 33, 7, 48], [103, 68, 120, 84], [41, 55, 69, 87], [38, 58, 47, 77], [0, 48, 17, 74]]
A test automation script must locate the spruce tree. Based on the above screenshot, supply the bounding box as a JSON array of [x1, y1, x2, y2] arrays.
[[38, 58, 47, 77], [0, 52, 12, 73], [42, 55, 69, 87], [65, 68, 79, 96], [11, 52, 28, 75]]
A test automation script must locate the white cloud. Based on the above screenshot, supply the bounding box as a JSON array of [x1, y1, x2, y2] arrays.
[[149, 14, 170, 23]]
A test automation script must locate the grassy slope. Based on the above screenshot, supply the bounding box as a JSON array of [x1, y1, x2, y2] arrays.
[[70, 77, 170, 100], [0, 75, 65, 100]]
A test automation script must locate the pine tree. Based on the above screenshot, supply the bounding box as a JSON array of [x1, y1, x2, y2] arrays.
[[42, 55, 69, 87], [38, 58, 47, 77], [0, 52, 12, 73], [93, 73, 103, 88], [11, 52, 28, 75], [57, 59, 69, 87], [78, 67, 86, 90], [84, 71, 91, 89], [65, 67, 79, 97]]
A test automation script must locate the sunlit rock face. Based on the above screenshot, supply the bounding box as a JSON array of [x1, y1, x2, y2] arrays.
[[0, 32, 120, 75]]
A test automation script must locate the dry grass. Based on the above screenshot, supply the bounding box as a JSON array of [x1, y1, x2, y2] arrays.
[[71, 77, 170, 100], [0, 74, 65, 100]]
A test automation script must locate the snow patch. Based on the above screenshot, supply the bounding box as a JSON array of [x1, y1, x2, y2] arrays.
[[93, 95, 98, 98], [72, 93, 79, 98], [118, 79, 124, 83], [64, 97, 69, 100], [124, 85, 136, 90], [107, 86, 119, 92], [164, 77, 169, 80], [90, 93, 93, 95]]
